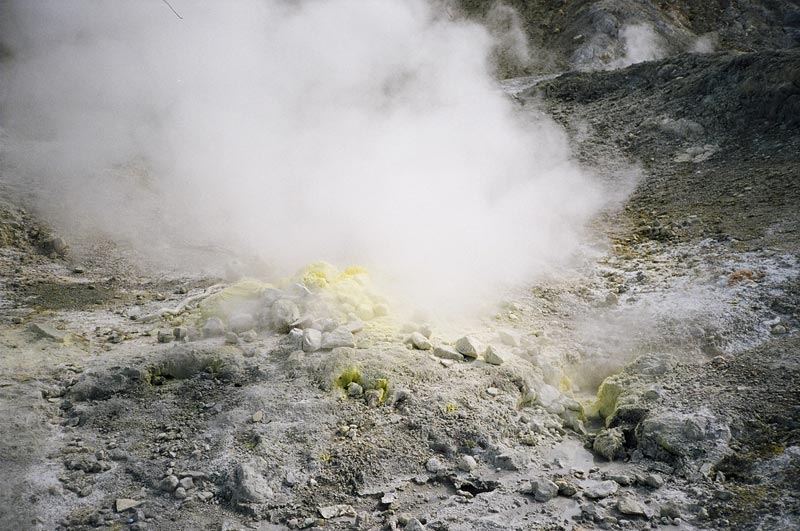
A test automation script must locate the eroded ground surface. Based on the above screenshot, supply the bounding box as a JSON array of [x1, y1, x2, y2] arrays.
[[1, 48, 799, 531]]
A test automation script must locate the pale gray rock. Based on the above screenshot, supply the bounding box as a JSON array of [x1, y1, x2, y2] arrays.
[[455, 336, 481, 358], [524, 478, 559, 502], [159, 475, 179, 492], [203, 317, 225, 337], [157, 330, 174, 343], [617, 496, 646, 516], [271, 299, 300, 332], [458, 455, 478, 472], [230, 461, 273, 504], [637, 410, 731, 464], [410, 332, 432, 350], [583, 480, 618, 499], [229, 313, 255, 333], [498, 329, 521, 347], [318, 504, 356, 519], [302, 328, 322, 352], [433, 346, 464, 361], [321, 328, 355, 349], [484, 345, 509, 365], [115, 499, 141, 512], [426, 457, 445, 474]]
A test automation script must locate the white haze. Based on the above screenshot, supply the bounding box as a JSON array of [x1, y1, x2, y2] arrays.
[[609, 23, 665, 69], [0, 0, 606, 316]]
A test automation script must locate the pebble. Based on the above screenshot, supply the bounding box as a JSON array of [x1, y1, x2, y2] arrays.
[[173, 486, 187, 499], [302, 328, 322, 352], [410, 332, 433, 350], [426, 457, 445, 474], [252, 410, 264, 423], [202, 317, 225, 337], [455, 336, 481, 358], [525, 478, 559, 502], [321, 328, 355, 349], [115, 499, 141, 512], [159, 475, 179, 492], [486, 387, 500, 396], [617, 496, 646, 516], [484, 345, 508, 365], [440, 359, 454, 368], [271, 299, 301, 332], [224, 332, 239, 345], [583, 480, 618, 499], [318, 504, 356, 519], [458, 455, 477, 472], [433, 346, 464, 361], [179, 477, 194, 490], [644, 473, 664, 488], [173, 326, 188, 340], [229, 313, 255, 333], [346, 382, 363, 397]]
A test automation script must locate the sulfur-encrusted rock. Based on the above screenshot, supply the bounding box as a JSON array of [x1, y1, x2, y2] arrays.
[[593, 427, 626, 461]]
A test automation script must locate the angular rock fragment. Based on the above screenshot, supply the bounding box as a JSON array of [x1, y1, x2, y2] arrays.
[[302, 328, 322, 352], [410, 332, 432, 350], [321, 328, 355, 349], [433, 346, 464, 361], [455, 336, 481, 358], [484, 345, 508, 365]]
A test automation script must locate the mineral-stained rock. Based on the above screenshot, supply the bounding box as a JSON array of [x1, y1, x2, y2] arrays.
[[593, 427, 626, 461], [302, 328, 322, 352], [636, 409, 731, 464]]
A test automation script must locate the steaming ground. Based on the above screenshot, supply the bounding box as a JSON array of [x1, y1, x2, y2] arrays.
[[0, 0, 608, 317], [1, 2, 800, 531]]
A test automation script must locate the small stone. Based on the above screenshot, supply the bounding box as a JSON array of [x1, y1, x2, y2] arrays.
[[593, 427, 625, 461], [364, 389, 382, 407], [617, 496, 646, 516], [197, 491, 213, 502], [583, 480, 618, 499], [440, 359, 454, 368], [455, 336, 481, 358], [179, 477, 194, 490], [240, 330, 258, 342], [202, 317, 225, 337], [644, 473, 664, 488], [771, 324, 787, 335], [381, 491, 397, 506], [29, 323, 68, 342], [486, 387, 500, 396], [555, 479, 577, 497], [525, 478, 559, 502], [159, 475, 179, 492], [345, 320, 364, 334], [410, 332, 433, 350], [252, 410, 264, 423], [318, 504, 356, 519], [173, 486, 187, 499], [607, 473, 634, 486], [115, 498, 141, 512], [291, 315, 315, 329], [458, 455, 478, 472], [321, 328, 355, 349], [346, 382, 363, 397], [433, 346, 464, 361], [302, 328, 322, 352], [498, 329, 521, 347], [271, 299, 300, 332], [173, 326, 188, 340], [225, 332, 239, 345], [426, 457, 445, 474], [229, 313, 255, 333], [405, 519, 425, 531], [484, 345, 508, 365]]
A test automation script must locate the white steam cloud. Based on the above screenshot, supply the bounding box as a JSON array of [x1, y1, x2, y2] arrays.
[[609, 23, 665, 69], [1, 0, 605, 315]]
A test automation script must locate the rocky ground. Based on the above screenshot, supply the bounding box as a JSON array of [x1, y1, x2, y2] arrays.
[[2, 4, 800, 531]]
